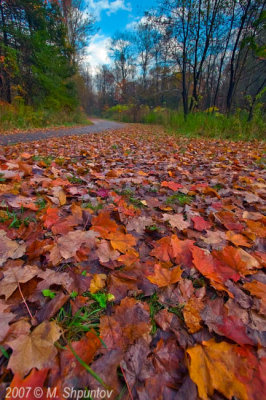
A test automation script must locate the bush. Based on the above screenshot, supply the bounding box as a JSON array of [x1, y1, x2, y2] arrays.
[[0, 100, 90, 132]]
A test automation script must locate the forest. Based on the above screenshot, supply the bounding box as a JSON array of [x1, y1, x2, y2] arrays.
[[0, 0, 265, 138]]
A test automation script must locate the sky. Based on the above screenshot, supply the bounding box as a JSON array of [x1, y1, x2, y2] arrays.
[[84, 0, 158, 73]]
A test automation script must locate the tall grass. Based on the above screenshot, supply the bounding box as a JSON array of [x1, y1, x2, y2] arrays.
[[0, 101, 91, 133], [105, 104, 265, 141]]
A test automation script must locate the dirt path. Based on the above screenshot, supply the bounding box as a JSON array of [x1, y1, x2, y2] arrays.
[[0, 119, 124, 145]]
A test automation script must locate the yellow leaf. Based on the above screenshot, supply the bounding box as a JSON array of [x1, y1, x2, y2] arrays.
[[187, 340, 249, 400], [90, 274, 107, 294]]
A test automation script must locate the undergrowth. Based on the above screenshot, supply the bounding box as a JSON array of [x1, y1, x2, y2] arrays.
[[104, 105, 265, 141], [0, 101, 91, 132]]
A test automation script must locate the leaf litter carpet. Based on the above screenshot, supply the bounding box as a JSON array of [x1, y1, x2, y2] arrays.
[[0, 125, 265, 400]]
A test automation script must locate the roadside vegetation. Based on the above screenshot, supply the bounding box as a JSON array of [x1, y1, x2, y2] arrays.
[[0, 101, 91, 132], [104, 104, 266, 141]]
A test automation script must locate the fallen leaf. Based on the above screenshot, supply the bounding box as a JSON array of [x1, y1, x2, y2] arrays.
[[187, 339, 265, 400], [0, 230, 26, 267], [163, 213, 190, 230], [0, 265, 39, 299], [161, 181, 183, 191], [100, 297, 150, 350], [183, 296, 204, 333], [147, 264, 182, 287], [8, 369, 49, 400], [89, 274, 107, 294], [191, 216, 212, 231], [7, 321, 62, 376], [108, 232, 136, 254], [91, 211, 118, 238], [226, 231, 252, 247]]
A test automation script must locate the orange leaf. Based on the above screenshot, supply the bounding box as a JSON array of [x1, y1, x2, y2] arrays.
[[161, 181, 183, 191], [108, 231, 136, 254], [91, 211, 118, 238], [187, 339, 265, 400], [183, 296, 204, 333], [43, 207, 60, 229], [192, 246, 240, 291], [8, 369, 49, 400], [213, 246, 261, 276], [147, 264, 182, 287], [243, 281, 266, 303], [226, 231, 252, 247]]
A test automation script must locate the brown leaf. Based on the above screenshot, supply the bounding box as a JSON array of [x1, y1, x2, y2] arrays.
[[183, 296, 204, 333], [0, 230, 26, 267], [96, 240, 120, 263], [7, 321, 62, 376], [163, 213, 190, 230], [55, 230, 99, 260], [0, 265, 39, 299], [100, 297, 151, 351]]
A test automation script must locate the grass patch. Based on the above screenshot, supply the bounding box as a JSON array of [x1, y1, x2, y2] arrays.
[[166, 192, 193, 206], [57, 302, 104, 342]]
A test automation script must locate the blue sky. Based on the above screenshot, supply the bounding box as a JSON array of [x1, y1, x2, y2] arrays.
[[85, 0, 158, 72]]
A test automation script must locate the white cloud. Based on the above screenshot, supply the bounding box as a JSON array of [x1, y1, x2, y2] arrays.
[[87, 0, 132, 20], [125, 15, 161, 32], [82, 33, 111, 74]]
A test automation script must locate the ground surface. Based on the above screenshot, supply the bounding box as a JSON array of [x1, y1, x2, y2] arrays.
[[0, 125, 265, 400], [0, 119, 124, 145]]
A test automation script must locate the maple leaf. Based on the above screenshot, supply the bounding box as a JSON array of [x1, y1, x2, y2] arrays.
[[0, 265, 39, 299], [52, 187, 66, 206], [117, 249, 139, 266], [213, 246, 261, 276], [162, 213, 190, 230], [60, 331, 101, 388], [89, 274, 107, 294], [108, 231, 136, 254], [215, 210, 244, 231], [147, 264, 183, 287], [201, 298, 254, 345], [53, 230, 99, 260], [187, 339, 265, 400], [8, 369, 49, 400], [126, 216, 153, 234], [243, 281, 266, 303], [150, 236, 172, 262], [245, 220, 266, 238], [91, 211, 118, 238], [96, 240, 120, 263], [201, 230, 226, 246], [183, 296, 204, 333], [225, 231, 252, 247], [150, 235, 195, 267], [43, 207, 60, 229], [191, 216, 212, 231], [161, 181, 183, 191], [100, 297, 150, 350], [192, 246, 240, 292], [7, 321, 62, 376], [0, 230, 26, 267], [0, 301, 15, 341]]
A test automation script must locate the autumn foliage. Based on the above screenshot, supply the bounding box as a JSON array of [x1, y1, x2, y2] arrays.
[[0, 125, 265, 399]]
